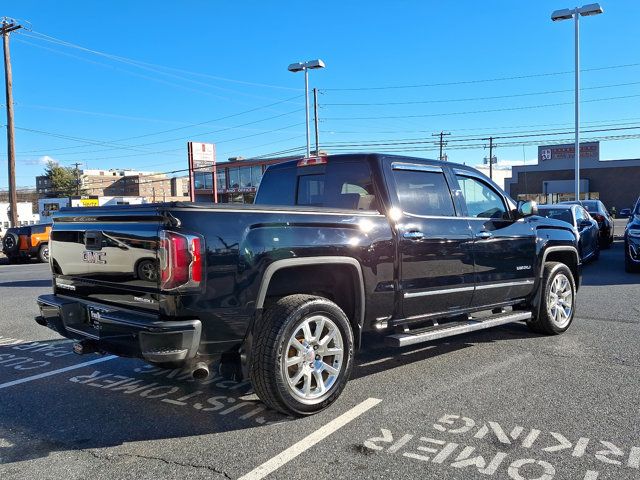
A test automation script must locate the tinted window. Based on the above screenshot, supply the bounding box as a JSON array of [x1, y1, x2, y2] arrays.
[[393, 169, 455, 217], [538, 208, 574, 225], [456, 175, 507, 219], [255, 166, 296, 205], [257, 161, 378, 211]]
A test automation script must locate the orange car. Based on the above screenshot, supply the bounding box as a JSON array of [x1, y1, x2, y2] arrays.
[[2, 224, 51, 263]]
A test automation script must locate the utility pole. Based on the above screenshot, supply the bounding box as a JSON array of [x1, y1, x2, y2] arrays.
[[483, 136, 497, 180], [432, 131, 450, 161], [1, 18, 21, 227], [72, 162, 82, 195], [313, 88, 319, 156]]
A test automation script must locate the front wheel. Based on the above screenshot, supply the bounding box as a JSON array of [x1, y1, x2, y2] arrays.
[[38, 244, 49, 263], [249, 295, 354, 416], [527, 262, 576, 335]]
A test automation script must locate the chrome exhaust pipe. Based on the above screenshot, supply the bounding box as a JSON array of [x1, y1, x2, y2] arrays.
[[192, 362, 210, 380]]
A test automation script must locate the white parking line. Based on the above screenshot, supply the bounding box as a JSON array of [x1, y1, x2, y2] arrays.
[[238, 397, 382, 480], [0, 355, 117, 390]]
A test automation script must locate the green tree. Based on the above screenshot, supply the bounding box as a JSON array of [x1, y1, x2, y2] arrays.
[[43, 161, 85, 197]]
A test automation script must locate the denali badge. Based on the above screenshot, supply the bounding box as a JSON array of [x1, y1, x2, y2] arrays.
[[83, 251, 107, 264], [516, 265, 532, 271]]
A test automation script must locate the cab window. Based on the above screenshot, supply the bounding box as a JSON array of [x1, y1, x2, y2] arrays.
[[392, 169, 455, 217], [455, 175, 507, 219]]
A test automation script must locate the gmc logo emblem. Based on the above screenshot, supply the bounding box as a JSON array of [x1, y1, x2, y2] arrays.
[[82, 251, 107, 264]]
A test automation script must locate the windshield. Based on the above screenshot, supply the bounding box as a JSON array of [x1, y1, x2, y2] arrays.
[[538, 208, 573, 225]]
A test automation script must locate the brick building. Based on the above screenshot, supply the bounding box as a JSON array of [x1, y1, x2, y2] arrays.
[[36, 169, 173, 200]]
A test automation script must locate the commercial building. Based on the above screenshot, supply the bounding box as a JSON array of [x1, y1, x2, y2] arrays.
[[506, 142, 640, 210], [37, 196, 148, 224], [193, 155, 305, 203], [0, 202, 39, 228], [36, 169, 173, 200]]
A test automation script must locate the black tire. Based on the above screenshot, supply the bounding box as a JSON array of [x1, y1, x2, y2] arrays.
[[3, 232, 19, 254], [527, 262, 576, 335], [601, 235, 612, 249], [38, 244, 49, 263], [249, 294, 354, 416]]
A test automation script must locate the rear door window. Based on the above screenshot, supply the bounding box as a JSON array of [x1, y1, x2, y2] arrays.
[[392, 167, 455, 217]]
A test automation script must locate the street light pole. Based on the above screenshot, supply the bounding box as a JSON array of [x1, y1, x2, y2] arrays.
[[288, 59, 325, 158], [574, 9, 580, 201], [304, 67, 310, 158], [551, 3, 603, 202]]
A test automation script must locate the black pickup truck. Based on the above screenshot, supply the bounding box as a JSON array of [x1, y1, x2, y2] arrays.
[[36, 154, 581, 415]]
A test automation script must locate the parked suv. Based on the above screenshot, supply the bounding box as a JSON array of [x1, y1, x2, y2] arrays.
[[2, 224, 51, 263], [36, 154, 581, 416]]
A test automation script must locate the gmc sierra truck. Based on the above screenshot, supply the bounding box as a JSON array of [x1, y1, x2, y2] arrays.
[[36, 154, 581, 416]]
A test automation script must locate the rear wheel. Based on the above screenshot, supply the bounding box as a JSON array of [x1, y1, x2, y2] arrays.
[[38, 244, 49, 263], [527, 262, 576, 335], [136, 259, 158, 282], [249, 294, 354, 416]]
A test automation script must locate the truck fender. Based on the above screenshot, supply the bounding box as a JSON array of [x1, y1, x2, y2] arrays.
[[532, 246, 580, 319], [255, 256, 366, 330]]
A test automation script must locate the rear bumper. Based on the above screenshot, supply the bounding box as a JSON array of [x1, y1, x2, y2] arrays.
[[36, 294, 202, 364]]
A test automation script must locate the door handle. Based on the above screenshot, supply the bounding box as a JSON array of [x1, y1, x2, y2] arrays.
[[402, 230, 424, 240], [477, 231, 493, 239]]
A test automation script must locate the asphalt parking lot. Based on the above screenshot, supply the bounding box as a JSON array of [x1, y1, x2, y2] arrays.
[[0, 232, 638, 479]]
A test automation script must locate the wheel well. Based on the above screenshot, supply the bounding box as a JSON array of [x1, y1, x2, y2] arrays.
[[262, 264, 363, 347], [544, 250, 580, 289]]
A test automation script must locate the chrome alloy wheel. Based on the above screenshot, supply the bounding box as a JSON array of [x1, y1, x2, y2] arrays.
[[283, 315, 344, 404], [139, 260, 158, 281], [547, 273, 573, 328], [42, 246, 49, 261]]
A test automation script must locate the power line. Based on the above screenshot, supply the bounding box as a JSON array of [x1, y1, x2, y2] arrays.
[[323, 62, 640, 91], [322, 94, 640, 121], [321, 81, 640, 106], [23, 30, 301, 92]]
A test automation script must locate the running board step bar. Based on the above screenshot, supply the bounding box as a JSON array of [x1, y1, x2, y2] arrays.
[[385, 311, 532, 348]]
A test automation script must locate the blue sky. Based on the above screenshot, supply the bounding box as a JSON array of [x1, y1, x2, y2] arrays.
[[1, 0, 639, 189]]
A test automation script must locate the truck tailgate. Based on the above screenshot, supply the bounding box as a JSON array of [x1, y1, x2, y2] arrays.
[[50, 207, 163, 313]]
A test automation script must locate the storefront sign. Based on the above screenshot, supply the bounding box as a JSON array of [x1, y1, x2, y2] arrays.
[[538, 142, 599, 163]]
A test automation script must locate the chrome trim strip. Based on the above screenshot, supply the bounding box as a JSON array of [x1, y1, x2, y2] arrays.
[[404, 285, 475, 298], [475, 279, 535, 290], [392, 162, 442, 173], [403, 279, 534, 298]]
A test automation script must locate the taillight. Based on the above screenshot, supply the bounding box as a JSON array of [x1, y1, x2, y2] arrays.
[[159, 231, 203, 290], [592, 214, 605, 223]]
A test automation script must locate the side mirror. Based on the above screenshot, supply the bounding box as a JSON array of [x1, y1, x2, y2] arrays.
[[579, 219, 592, 229], [517, 200, 538, 218]]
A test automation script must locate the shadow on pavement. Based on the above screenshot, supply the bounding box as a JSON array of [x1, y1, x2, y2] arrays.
[[0, 279, 52, 288]]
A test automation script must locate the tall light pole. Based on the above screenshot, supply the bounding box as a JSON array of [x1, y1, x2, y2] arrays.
[[288, 59, 325, 158], [551, 3, 603, 202]]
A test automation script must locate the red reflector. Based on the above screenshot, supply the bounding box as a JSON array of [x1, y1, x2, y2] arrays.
[[297, 157, 327, 167], [190, 237, 202, 283]]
